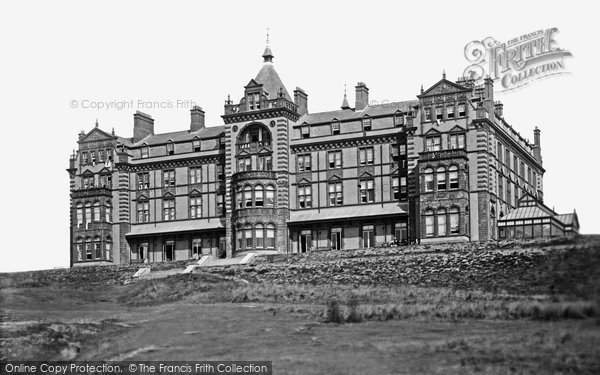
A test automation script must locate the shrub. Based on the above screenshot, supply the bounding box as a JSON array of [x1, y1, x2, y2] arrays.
[[325, 300, 344, 324]]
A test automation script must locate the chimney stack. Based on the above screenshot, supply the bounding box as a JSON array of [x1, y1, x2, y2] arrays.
[[533, 126, 542, 164], [355, 82, 369, 110], [190, 106, 205, 132], [133, 111, 154, 142], [294, 87, 308, 116]]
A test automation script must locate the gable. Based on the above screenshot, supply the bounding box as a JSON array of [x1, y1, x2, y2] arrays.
[[448, 125, 466, 133], [423, 128, 441, 135], [419, 79, 470, 97], [80, 127, 116, 143], [244, 79, 262, 89]]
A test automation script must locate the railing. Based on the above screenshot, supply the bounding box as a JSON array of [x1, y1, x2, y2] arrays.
[[224, 97, 298, 115], [238, 141, 272, 153], [232, 170, 277, 182], [71, 187, 112, 198], [419, 149, 468, 161]]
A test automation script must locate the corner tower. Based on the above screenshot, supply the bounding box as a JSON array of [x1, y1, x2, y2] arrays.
[[221, 40, 299, 257]]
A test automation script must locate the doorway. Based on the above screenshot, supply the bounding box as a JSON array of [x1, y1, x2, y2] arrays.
[[331, 228, 342, 250], [300, 230, 311, 253], [164, 242, 174, 261]]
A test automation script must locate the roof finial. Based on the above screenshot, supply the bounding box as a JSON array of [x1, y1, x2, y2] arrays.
[[341, 84, 350, 109], [111, 127, 115, 135], [262, 27, 274, 63], [95, 119, 99, 127], [420, 84, 424, 94], [442, 70, 446, 79]]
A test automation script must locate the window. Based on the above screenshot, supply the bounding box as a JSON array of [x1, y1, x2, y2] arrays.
[[106, 148, 113, 162], [248, 92, 260, 110], [255, 223, 264, 248], [244, 185, 252, 207], [163, 170, 175, 187], [394, 113, 404, 126], [514, 187, 519, 206], [216, 194, 224, 216], [392, 177, 399, 200], [507, 183, 512, 206], [498, 176, 504, 201], [100, 174, 112, 188], [76, 203, 83, 227], [328, 181, 343, 206], [505, 149, 511, 168], [362, 225, 375, 248], [245, 224, 253, 248], [93, 201, 100, 222], [189, 167, 202, 184], [76, 238, 83, 261], [192, 139, 201, 152], [94, 236, 101, 259], [458, 103, 466, 117], [258, 155, 272, 171], [528, 167, 532, 186], [105, 202, 111, 222], [437, 208, 447, 236], [137, 201, 149, 223], [436, 167, 446, 190], [359, 179, 375, 203], [265, 185, 275, 207], [82, 152, 89, 165], [90, 151, 96, 165], [297, 154, 311, 172], [520, 161, 525, 179], [85, 238, 92, 260], [400, 176, 407, 196], [85, 203, 92, 227], [82, 176, 95, 189], [359, 147, 374, 165], [399, 144, 406, 156], [163, 199, 175, 221], [436, 106, 443, 120], [255, 185, 264, 207], [394, 222, 407, 243], [166, 141, 174, 155], [331, 120, 341, 135], [362, 117, 372, 131], [425, 136, 441, 152], [328, 150, 342, 169], [141, 145, 149, 159], [449, 134, 465, 149], [424, 167, 434, 192], [98, 149, 105, 163], [425, 107, 432, 121], [301, 125, 310, 139], [237, 228, 244, 250], [449, 165, 459, 189], [449, 207, 459, 234], [190, 196, 201, 218], [446, 105, 455, 119], [513, 156, 518, 172], [298, 184, 312, 208], [425, 209, 434, 237], [266, 224, 275, 248], [497, 142, 503, 162], [137, 173, 149, 190], [238, 157, 251, 172]]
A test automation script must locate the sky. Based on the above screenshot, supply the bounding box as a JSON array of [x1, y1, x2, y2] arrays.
[[1, 0, 598, 272]]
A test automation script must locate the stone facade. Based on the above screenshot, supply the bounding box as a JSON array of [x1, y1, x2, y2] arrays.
[[67, 44, 550, 267]]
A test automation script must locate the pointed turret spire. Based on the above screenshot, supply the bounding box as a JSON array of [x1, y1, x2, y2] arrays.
[[341, 84, 350, 109], [262, 27, 274, 63]]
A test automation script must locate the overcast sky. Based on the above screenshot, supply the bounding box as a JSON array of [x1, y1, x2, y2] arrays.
[[1, 0, 597, 272]]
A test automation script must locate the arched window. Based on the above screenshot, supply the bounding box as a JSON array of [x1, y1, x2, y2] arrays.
[[237, 227, 244, 250], [244, 185, 252, 208], [449, 207, 460, 234], [105, 236, 112, 260], [237, 188, 243, 209], [255, 185, 264, 207], [76, 203, 83, 227], [105, 201, 112, 223], [265, 185, 275, 207], [449, 165, 459, 189], [245, 224, 253, 249], [424, 209, 435, 237], [238, 123, 272, 148], [255, 223, 264, 248], [85, 203, 92, 227], [76, 237, 83, 261], [93, 236, 101, 259], [436, 167, 446, 190], [424, 168, 434, 192], [437, 208, 447, 236], [266, 224, 275, 249]]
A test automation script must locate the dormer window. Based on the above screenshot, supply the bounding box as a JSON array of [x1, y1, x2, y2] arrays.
[[394, 113, 404, 127], [141, 145, 149, 159], [331, 120, 341, 135], [248, 92, 261, 111], [301, 125, 310, 139], [166, 141, 174, 155], [362, 116, 372, 131], [192, 138, 201, 152]]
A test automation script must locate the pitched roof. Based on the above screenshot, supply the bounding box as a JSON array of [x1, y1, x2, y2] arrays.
[[127, 125, 225, 147], [555, 213, 575, 226], [501, 206, 552, 221], [255, 62, 291, 100], [298, 100, 418, 125]]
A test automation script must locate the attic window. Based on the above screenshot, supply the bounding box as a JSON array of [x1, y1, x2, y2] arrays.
[[394, 113, 404, 127], [193, 139, 201, 152], [248, 93, 260, 111], [331, 120, 340, 135], [301, 125, 310, 139], [141, 145, 149, 159], [166, 141, 175, 155], [362, 117, 372, 131]]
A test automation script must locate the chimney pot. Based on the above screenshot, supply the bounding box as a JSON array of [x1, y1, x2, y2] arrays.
[[293, 87, 308, 116]]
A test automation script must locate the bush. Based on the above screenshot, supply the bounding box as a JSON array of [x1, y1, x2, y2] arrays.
[[325, 300, 344, 324]]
